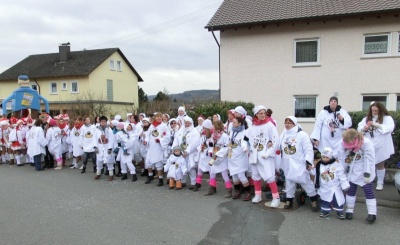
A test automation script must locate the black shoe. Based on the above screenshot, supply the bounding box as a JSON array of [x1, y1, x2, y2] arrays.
[[116, 172, 122, 177], [140, 169, 148, 177], [121, 174, 128, 180], [157, 178, 164, 187], [337, 212, 345, 220], [366, 214, 376, 223], [319, 212, 330, 218], [284, 198, 293, 209], [145, 176, 154, 184], [132, 174, 137, 182], [345, 213, 353, 220], [81, 167, 86, 174], [193, 183, 201, 192], [93, 167, 96, 173], [105, 171, 109, 176]]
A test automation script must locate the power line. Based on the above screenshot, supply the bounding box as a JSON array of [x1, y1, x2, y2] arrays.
[[90, 2, 221, 48]]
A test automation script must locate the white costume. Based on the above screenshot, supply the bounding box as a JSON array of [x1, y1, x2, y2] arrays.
[[27, 126, 47, 157], [145, 122, 170, 170], [164, 154, 187, 181], [209, 133, 229, 175], [79, 124, 98, 153], [310, 106, 352, 157], [357, 115, 394, 164], [46, 126, 62, 159], [120, 124, 138, 176], [197, 135, 212, 173], [247, 122, 279, 183], [279, 125, 316, 198], [228, 129, 249, 176], [95, 125, 115, 170]]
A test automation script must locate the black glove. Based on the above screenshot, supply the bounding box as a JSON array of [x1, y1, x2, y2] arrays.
[[208, 142, 214, 147], [243, 136, 249, 142]]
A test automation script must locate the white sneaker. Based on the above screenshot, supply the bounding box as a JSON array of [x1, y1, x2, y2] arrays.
[[54, 166, 62, 170], [270, 198, 281, 208], [252, 195, 262, 204], [376, 183, 383, 191], [70, 166, 77, 169], [78, 166, 84, 170]]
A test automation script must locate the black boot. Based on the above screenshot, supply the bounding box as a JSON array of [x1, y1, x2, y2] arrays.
[[157, 178, 164, 187], [121, 174, 128, 180], [132, 174, 138, 182], [145, 175, 154, 184], [346, 213, 353, 220], [366, 214, 376, 223], [93, 166, 96, 173], [193, 183, 201, 192], [81, 166, 86, 174], [105, 170, 109, 176], [140, 169, 148, 177], [284, 198, 293, 209], [310, 195, 319, 212]]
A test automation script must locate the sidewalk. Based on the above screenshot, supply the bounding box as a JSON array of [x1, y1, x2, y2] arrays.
[[356, 183, 400, 209]]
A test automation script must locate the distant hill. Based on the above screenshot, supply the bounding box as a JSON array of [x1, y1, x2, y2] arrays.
[[148, 89, 220, 102]]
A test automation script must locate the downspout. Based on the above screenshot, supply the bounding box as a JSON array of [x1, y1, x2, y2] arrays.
[[33, 79, 41, 94], [211, 30, 221, 101]]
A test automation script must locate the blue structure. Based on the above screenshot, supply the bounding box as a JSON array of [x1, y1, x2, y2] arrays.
[[1, 75, 49, 117]]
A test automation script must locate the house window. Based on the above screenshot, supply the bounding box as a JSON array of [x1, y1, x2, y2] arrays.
[[294, 96, 317, 118], [294, 38, 320, 65], [61, 82, 67, 91], [70, 81, 79, 93], [397, 32, 400, 54], [363, 33, 391, 56], [31, 85, 38, 91], [362, 95, 387, 111], [107, 79, 113, 101], [116, 61, 122, 71], [50, 82, 58, 94], [397, 95, 400, 110], [109, 59, 115, 70]]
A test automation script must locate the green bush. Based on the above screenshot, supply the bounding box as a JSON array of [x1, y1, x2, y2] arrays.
[[191, 101, 255, 124], [349, 110, 400, 168]]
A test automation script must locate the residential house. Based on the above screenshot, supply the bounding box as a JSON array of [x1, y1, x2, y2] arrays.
[[206, 0, 400, 133], [0, 43, 143, 118]]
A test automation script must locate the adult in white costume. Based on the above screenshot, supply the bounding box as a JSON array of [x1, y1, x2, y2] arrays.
[[93, 116, 115, 181], [193, 119, 213, 192], [357, 102, 394, 191], [172, 116, 200, 189], [27, 119, 48, 171], [79, 117, 98, 173], [69, 117, 84, 169], [144, 112, 170, 186], [247, 105, 280, 208], [45, 119, 63, 169], [279, 116, 318, 211], [311, 96, 352, 157]]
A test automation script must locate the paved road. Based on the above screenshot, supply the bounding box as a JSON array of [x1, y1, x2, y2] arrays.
[[1, 163, 399, 245]]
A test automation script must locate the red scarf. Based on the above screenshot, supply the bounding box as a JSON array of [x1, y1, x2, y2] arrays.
[[59, 123, 66, 129], [75, 122, 83, 130], [152, 120, 162, 128], [253, 116, 276, 126], [212, 130, 223, 142], [342, 135, 364, 152]]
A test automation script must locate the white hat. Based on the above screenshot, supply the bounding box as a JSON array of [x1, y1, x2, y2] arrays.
[[127, 113, 133, 117], [183, 116, 193, 124], [114, 115, 121, 121], [234, 106, 247, 116], [321, 147, 333, 159], [142, 117, 150, 123], [285, 116, 298, 126], [111, 120, 119, 126], [178, 106, 185, 112], [202, 119, 212, 129], [253, 105, 267, 115], [139, 113, 146, 117]]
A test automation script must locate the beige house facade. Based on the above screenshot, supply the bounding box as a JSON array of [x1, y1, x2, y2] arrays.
[[0, 44, 142, 118], [207, 0, 400, 133]]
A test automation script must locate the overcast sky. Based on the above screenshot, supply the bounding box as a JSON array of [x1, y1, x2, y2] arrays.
[[0, 0, 222, 96]]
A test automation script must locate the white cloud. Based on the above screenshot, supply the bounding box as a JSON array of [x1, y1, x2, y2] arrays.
[[0, 0, 222, 94]]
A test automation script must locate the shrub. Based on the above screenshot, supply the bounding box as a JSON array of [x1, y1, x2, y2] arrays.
[[191, 101, 255, 124]]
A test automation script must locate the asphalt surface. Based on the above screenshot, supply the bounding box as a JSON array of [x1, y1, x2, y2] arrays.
[[1, 162, 399, 245]]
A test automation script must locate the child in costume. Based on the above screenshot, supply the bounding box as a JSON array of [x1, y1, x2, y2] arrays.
[[164, 146, 187, 190], [315, 147, 349, 219]]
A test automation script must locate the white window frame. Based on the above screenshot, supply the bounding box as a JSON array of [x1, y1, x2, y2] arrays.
[[293, 95, 318, 121], [70, 81, 79, 93], [362, 33, 391, 57], [61, 81, 67, 91], [397, 32, 400, 55], [109, 59, 115, 70], [50, 82, 58, 94], [361, 94, 388, 111], [116, 60, 122, 71], [293, 38, 320, 67]]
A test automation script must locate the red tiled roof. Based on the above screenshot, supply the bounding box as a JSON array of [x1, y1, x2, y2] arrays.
[[206, 0, 400, 30]]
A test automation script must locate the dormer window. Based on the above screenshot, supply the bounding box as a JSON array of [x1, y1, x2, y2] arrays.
[[109, 59, 115, 70], [116, 61, 122, 71]]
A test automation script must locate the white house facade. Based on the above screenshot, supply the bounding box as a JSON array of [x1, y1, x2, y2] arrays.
[[206, 0, 400, 133]]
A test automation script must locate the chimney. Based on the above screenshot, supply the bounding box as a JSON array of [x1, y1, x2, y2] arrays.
[[59, 42, 71, 63]]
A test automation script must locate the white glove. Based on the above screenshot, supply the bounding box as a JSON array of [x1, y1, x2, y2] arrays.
[[364, 173, 370, 183], [208, 159, 215, 166], [261, 154, 268, 159]]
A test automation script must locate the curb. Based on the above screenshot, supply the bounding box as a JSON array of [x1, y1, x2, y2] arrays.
[[356, 196, 400, 209]]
